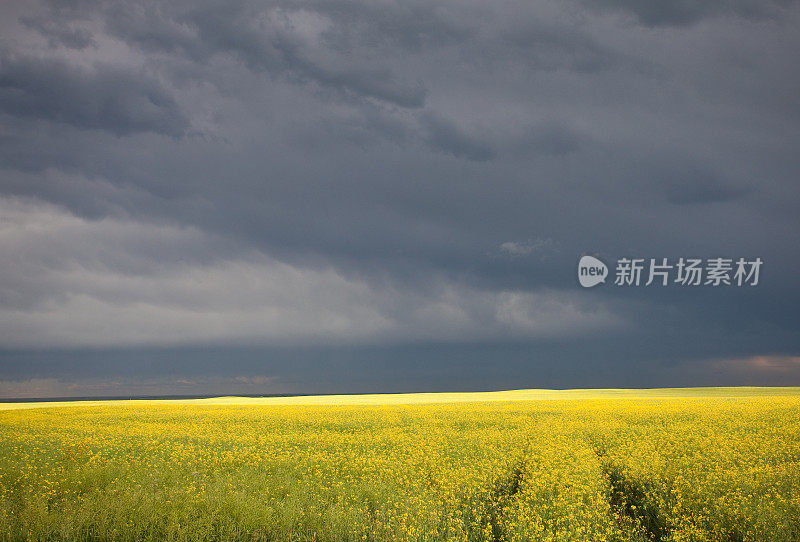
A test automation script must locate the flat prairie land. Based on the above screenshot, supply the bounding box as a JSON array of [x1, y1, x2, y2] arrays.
[[1, 388, 799, 541]]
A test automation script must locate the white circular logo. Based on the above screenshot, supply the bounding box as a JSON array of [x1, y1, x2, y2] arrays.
[[578, 255, 607, 288]]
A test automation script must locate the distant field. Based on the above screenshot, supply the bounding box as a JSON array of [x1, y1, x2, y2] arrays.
[[1, 388, 799, 541], [3, 386, 798, 410]]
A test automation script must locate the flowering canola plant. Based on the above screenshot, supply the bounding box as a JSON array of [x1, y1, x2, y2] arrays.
[[0, 388, 798, 541]]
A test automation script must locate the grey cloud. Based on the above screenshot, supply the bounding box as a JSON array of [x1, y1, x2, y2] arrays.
[[0, 375, 281, 399], [299, 0, 477, 53], [0, 53, 188, 136], [0, 197, 621, 348], [510, 123, 587, 157], [20, 15, 96, 49], [285, 107, 412, 151], [583, 0, 799, 27], [0, 0, 799, 393], [0, 119, 86, 174], [287, 108, 583, 161], [495, 20, 625, 74], [296, 63, 427, 108], [632, 156, 755, 206], [663, 175, 752, 206], [97, 0, 428, 107], [498, 238, 557, 258], [419, 112, 495, 162], [24, 0, 640, 113], [287, 110, 587, 163]]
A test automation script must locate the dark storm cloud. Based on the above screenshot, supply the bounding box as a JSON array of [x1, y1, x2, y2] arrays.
[[490, 18, 628, 74], [0, 53, 188, 136], [292, 0, 475, 52], [662, 171, 753, 206], [582, 0, 799, 27], [100, 0, 430, 107], [509, 123, 587, 157], [20, 15, 96, 50], [0, 0, 799, 395], [419, 112, 495, 162]]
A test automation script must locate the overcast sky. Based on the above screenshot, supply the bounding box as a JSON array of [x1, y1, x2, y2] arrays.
[[1, 0, 799, 398]]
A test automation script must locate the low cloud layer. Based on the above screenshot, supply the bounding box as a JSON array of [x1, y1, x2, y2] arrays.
[[0, 197, 620, 348]]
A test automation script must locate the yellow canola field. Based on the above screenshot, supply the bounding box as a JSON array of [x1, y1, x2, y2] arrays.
[[0, 388, 799, 541]]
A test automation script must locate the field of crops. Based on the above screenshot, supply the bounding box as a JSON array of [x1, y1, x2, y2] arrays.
[[1, 388, 799, 541]]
